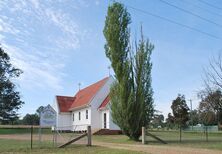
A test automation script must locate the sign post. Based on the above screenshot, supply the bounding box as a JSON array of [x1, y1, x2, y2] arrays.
[[39, 105, 57, 146]]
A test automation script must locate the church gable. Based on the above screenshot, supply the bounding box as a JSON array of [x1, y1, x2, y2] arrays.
[[55, 77, 111, 112]]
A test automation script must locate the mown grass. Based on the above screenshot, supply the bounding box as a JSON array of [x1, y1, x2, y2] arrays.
[[0, 139, 144, 154], [93, 130, 222, 150], [0, 128, 51, 134], [1, 128, 222, 152], [146, 130, 222, 150], [147, 130, 222, 142]]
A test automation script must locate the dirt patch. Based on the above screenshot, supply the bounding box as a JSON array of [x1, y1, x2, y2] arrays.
[[0, 134, 52, 141], [0, 133, 88, 145]]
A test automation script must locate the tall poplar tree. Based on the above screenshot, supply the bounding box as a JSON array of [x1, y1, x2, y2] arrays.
[[104, 2, 154, 140], [0, 46, 24, 124]]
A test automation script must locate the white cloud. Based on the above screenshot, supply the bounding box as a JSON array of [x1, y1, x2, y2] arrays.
[[29, 0, 40, 9], [0, 17, 20, 34], [2, 43, 64, 90], [0, 0, 88, 91], [95, 0, 100, 6], [45, 8, 79, 36]]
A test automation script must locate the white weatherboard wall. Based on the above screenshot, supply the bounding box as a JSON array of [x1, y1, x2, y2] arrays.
[[90, 77, 114, 130], [72, 107, 91, 131], [52, 98, 72, 130], [57, 113, 72, 130]]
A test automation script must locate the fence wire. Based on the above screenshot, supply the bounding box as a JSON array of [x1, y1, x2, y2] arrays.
[[145, 128, 222, 144], [0, 125, 89, 150]]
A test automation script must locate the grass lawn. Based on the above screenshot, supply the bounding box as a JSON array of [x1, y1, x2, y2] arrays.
[[0, 139, 144, 154], [93, 131, 222, 150], [1, 128, 222, 152], [0, 128, 51, 134]]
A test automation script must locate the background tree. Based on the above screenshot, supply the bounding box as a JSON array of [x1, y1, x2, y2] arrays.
[[188, 109, 200, 126], [171, 94, 189, 142], [36, 106, 44, 115], [151, 114, 164, 128], [198, 100, 217, 141], [0, 46, 23, 124], [22, 114, 39, 125], [204, 53, 222, 90], [22, 106, 44, 125], [198, 100, 217, 126], [104, 2, 154, 140], [198, 89, 222, 127], [166, 113, 175, 129], [203, 53, 222, 128]]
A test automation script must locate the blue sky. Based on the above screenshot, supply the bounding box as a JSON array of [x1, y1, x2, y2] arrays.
[[0, 0, 222, 118]]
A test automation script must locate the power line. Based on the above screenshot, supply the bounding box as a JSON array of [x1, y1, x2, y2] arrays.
[[198, 0, 222, 11], [181, 0, 222, 18], [158, 0, 222, 29], [125, 4, 222, 40]]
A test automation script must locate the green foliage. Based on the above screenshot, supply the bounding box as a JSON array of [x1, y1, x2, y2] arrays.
[[199, 101, 217, 125], [22, 113, 39, 125], [198, 89, 222, 125], [165, 113, 175, 129], [104, 2, 131, 82], [0, 46, 24, 124], [151, 114, 164, 128], [104, 2, 154, 140], [36, 106, 44, 115], [21, 106, 44, 125], [188, 109, 199, 126], [171, 94, 189, 128]]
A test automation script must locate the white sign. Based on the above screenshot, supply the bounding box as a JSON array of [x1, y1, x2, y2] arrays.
[[40, 105, 56, 127]]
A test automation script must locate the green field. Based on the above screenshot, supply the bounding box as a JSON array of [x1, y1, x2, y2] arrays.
[[93, 130, 222, 150], [0, 139, 143, 154], [0, 127, 51, 134], [0, 128, 222, 153]]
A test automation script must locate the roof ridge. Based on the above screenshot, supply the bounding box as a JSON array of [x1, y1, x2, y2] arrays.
[[77, 76, 109, 93], [86, 77, 110, 106], [69, 76, 110, 111], [56, 95, 73, 98]]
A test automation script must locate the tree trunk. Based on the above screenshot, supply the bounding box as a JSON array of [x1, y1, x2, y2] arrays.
[[205, 126, 208, 142], [179, 125, 182, 142]]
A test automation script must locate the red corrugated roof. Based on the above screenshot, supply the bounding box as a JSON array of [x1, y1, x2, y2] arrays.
[[98, 95, 110, 109], [56, 77, 109, 112], [69, 77, 109, 110], [56, 96, 75, 112]]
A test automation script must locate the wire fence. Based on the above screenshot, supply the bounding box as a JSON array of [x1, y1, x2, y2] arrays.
[[0, 125, 54, 149], [143, 128, 222, 144], [54, 124, 89, 147], [0, 124, 90, 150]]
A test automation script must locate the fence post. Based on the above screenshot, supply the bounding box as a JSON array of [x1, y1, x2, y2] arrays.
[[31, 125, 33, 149], [205, 126, 208, 142], [142, 127, 145, 144], [38, 126, 42, 145], [87, 126, 92, 146]]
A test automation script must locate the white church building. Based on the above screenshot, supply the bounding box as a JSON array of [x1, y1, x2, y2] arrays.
[[53, 76, 120, 132]]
